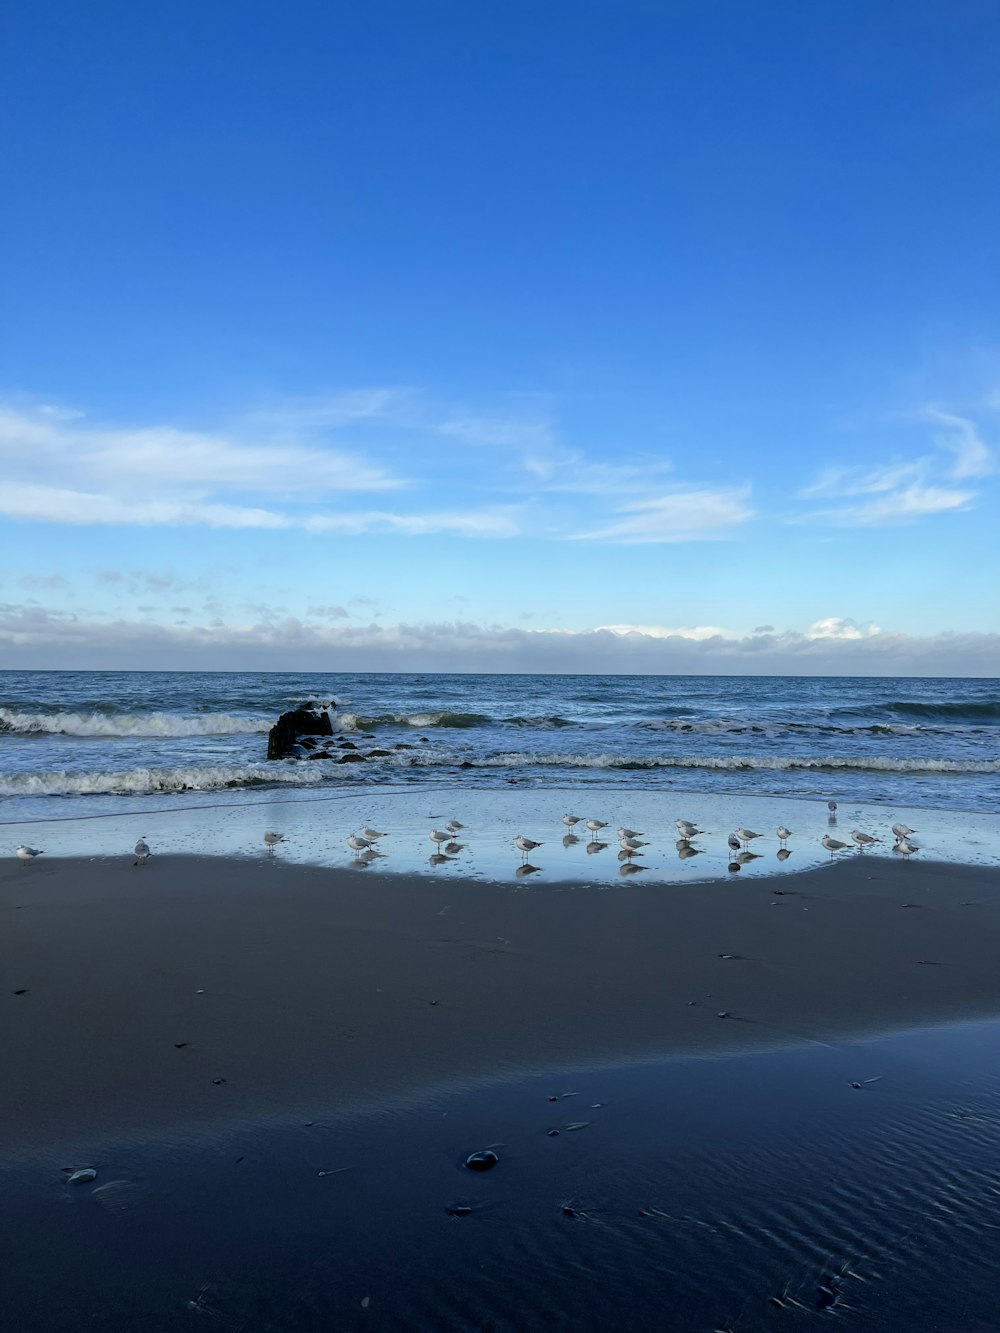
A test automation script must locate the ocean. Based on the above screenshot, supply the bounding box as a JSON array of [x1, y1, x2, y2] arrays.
[[1, 671, 997, 823]]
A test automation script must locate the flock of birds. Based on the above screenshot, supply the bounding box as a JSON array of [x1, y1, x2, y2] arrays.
[[12, 802, 921, 871], [506, 801, 921, 871]]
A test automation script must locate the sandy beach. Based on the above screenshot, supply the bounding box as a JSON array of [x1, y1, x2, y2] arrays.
[[6, 851, 1000, 1156]]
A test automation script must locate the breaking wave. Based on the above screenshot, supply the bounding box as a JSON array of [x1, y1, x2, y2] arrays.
[[3, 747, 996, 799], [0, 708, 272, 739], [336, 711, 576, 731], [834, 699, 1000, 724], [0, 762, 326, 798]]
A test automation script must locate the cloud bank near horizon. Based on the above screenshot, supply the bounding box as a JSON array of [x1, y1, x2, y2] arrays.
[[1, 602, 995, 676]]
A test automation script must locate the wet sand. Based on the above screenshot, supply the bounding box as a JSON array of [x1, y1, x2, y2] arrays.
[[4, 852, 1000, 1154]]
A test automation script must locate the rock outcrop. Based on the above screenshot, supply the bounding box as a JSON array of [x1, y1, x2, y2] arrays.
[[266, 703, 335, 760]]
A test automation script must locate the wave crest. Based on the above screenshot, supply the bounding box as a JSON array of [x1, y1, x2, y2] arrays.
[[0, 708, 272, 738], [335, 710, 575, 731], [834, 699, 1000, 724], [0, 762, 325, 798]]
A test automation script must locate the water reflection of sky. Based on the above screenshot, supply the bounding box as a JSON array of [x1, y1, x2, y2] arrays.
[[6, 786, 999, 884]]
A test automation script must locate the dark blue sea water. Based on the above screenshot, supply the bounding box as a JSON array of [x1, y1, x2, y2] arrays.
[[1, 671, 997, 819]]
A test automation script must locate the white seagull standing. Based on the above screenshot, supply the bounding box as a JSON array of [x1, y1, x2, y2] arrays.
[[776, 826, 793, 846], [347, 834, 373, 857], [892, 823, 917, 840], [446, 820, 465, 834], [822, 833, 850, 856], [429, 829, 451, 850], [617, 826, 644, 840], [727, 833, 741, 855], [851, 829, 878, 852], [263, 832, 285, 854], [16, 845, 44, 864], [618, 834, 649, 859], [133, 836, 151, 868], [894, 837, 920, 856], [827, 801, 838, 814], [361, 825, 386, 841], [675, 819, 704, 838], [562, 814, 582, 831], [585, 819, 608, 836], [515, 835, 543, 859], [734, 828, 762, 848]]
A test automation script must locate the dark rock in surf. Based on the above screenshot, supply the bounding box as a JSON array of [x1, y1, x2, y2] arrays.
[[337, 752, 366, 764], [266, 704, 335, 761]]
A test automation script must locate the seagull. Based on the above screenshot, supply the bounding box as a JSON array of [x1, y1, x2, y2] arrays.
[[617, 826, 644, 840], [446, 820, 465, 833], [429, 829, 451, 849], [347, 834, 373, 856], [360, 825, 386, 840], [894, 837, 920, 856], [851, 829, 878, 852], [585, 819, 608, 836], [133, 837, 150, 868], [734, 828, 762, 847], [776, 826, 793, 845], [675, 819, 703, 838], [822, 833, 850, 856], [827, 801, 838, 814], [727, 833, 741, 855], [562, 814, 582, 831], [618, 835, 649, 859], [892, 823, 917, 840], [263, 832, 285, 854], [515, 835, 543, 859], [16, 845, 43, 864]]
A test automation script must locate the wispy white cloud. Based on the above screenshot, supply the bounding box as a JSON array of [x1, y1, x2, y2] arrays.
[[0, 405, 401, 495], [0, 481, 520, 537], [801, 405, 994, 526], [521, 450, 675, 494], [0, 394, 750, 545], [572, 486, 753, 542], [1, 485, 292, 529], [921, 406, 993, 480], [304, 508, 521, 537], [801, 460, 923, 499], [0, 400, 529, 536]]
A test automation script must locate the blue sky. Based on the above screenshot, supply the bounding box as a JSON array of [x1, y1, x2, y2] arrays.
[[2, 0, 998, 672]]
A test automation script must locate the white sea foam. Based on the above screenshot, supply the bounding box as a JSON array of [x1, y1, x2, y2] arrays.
[[336, 710, 492, 731], [0, 762, 325, 798], [3, 748, 994, 800], [0, 708, 272, 738]]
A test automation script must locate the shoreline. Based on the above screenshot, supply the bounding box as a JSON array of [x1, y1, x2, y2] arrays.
[[5, 852, 1000, 1155]]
